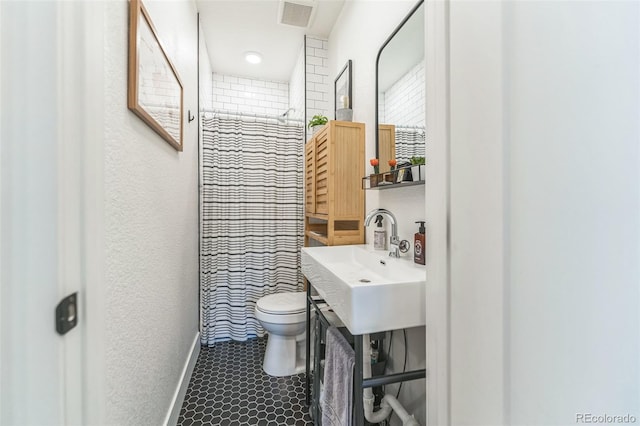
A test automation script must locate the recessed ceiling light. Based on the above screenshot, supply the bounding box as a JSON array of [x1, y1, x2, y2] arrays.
[[244, 51, 262, 64]]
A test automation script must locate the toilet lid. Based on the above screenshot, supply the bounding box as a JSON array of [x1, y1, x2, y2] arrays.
[[256, 292, 306, 315]]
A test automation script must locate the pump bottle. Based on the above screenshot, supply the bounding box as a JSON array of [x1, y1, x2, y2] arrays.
[[414, 221, 426, 265]]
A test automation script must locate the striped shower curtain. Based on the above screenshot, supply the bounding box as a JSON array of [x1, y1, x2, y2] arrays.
[[395, 128, 426, 163], [200, 116, 305, 344]]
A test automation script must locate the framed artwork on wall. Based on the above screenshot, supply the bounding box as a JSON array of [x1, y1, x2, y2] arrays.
[[334, 59, 352, 120], [128, 0, 184, 151]]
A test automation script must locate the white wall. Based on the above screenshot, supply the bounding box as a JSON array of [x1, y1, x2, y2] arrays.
[[103, 1, 200, 424], [505, 1, 639, 423], [329, 2, 426, 424], [448, 1, 640, 425]]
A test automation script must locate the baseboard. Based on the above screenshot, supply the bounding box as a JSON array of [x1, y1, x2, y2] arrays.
[[164, 332, 201, 426]]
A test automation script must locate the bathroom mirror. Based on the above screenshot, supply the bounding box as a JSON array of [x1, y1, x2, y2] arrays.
[[375, 0, 425, 173]]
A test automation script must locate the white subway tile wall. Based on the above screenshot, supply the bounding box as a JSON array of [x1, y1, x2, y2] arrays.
[[288, 46, 305, 122], [211, 73, 290, 117], [381, 60, 425, 127], [305, 36, 330, 126]]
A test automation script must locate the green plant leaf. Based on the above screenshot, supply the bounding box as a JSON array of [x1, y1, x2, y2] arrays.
[[307, 114, 328, 129]]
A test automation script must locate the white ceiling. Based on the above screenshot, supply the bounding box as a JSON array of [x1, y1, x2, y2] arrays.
[[196, 0, 345, 82]]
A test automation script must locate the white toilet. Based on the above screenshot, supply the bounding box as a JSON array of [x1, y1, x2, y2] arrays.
[[255, 292, 307, 377]]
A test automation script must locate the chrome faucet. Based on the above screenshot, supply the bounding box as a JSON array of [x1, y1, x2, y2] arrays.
[[364, 208, 400, 258]]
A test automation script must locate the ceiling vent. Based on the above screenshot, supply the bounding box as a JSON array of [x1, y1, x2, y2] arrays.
[[278, 0, 316, 28]]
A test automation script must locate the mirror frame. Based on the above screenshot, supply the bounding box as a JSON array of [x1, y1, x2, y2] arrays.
[[334, 59, 353, 118], [375, 0, 425, 162]]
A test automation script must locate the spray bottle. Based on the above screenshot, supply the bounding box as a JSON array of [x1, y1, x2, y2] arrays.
[[374, 215, 386, 250]]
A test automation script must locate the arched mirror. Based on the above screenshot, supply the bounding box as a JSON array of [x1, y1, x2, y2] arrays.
[[375, 0, 425, 174]]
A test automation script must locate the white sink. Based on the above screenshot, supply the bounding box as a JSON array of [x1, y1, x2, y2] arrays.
[[301, 244, 426, 335]]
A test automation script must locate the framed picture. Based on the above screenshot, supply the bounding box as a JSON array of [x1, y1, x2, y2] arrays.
[[334, 59, 352, 119], [395, 162, 412, 183], [128, 0, 184, 151]]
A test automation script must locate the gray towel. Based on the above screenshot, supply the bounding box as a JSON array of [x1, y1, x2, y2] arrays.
[[320, 326, 355, 426]]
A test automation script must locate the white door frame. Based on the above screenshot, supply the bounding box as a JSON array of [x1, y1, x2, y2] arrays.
[[0, 2, 105, 424], [77, 2, 107, 424], [425, 0, 451, 425], [0, 1, 78, 422]]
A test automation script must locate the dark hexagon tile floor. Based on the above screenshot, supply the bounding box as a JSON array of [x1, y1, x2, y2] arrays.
[[177, 337, 313, 425]]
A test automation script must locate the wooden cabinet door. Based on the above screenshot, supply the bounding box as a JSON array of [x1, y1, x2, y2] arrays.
[[378, 124, 396, 173], [305, 139, 315, 214], [314, 129, 330, 215], [333, 122, 365, 218]]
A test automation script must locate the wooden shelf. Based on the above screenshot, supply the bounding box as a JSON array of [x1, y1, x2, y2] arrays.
[[305, 231, 329, 245], [362, 164, 424, 190], [305, 212, 329, 221], [364, 180, 425, 191]]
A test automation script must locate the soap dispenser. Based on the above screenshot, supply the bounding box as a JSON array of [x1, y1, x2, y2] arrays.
[[374, 215, 387, 250], [414, 221, 426, 265]]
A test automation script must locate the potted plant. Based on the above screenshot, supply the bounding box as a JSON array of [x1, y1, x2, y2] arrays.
[[307, 114, 328, 135], [410, 156, 425, 181], [386, 159, 397, 183], [369, 158, 380, 187]]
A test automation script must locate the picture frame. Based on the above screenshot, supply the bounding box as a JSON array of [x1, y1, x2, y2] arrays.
[[128, 0, 184, 151], [334, 59, 352, 119], [395, 162, 412, 183]]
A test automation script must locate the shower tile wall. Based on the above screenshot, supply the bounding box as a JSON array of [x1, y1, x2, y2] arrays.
[[379, 60, 425, 127], [211, 73, 290, 116], [209, 36, 329, 125], [305, 36, 330, 123]]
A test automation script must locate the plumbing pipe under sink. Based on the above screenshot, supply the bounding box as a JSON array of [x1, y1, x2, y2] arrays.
[[362, 334, 421, 426]]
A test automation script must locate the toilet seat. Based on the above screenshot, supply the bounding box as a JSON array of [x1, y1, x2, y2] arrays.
[[255, 292, 306, 325], [256, 292, 306, 315]]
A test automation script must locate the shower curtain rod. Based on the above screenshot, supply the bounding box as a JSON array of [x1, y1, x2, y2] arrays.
[[201, 108, 304, 124]]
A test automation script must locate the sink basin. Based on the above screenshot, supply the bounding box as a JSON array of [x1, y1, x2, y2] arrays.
[[301, 244, 426, 334]]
